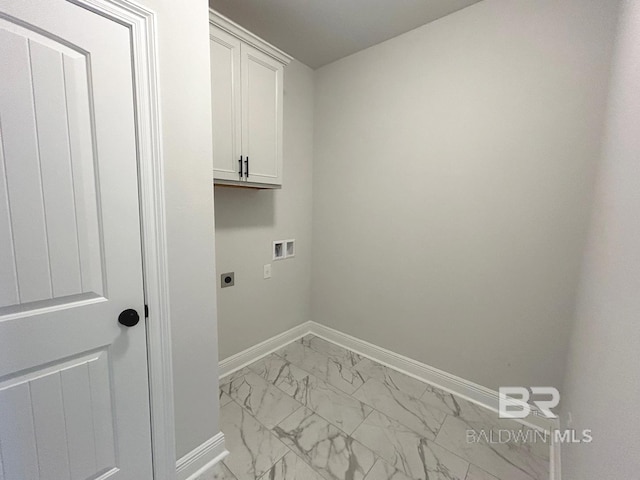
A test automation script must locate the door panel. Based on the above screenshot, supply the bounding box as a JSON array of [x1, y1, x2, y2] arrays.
[[0, 350, 116, 479], [210, 26, 242, 182], [0, 26, 102, 309], [0, 1, 152, 479], [241, 44, 283, 185], [0, 27, 53, 304]]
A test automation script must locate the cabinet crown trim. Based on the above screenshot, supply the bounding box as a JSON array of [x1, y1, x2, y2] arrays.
[[209, 10, 292, 65]]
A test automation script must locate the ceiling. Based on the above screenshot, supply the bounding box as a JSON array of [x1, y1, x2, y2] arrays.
[[209, 0, 484, 69]]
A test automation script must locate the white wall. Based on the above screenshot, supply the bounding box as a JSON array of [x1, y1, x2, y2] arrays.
[[312, 0, 620, 390], [561, 1, 640, 477], [137, 0, 220, 460], [215, 59, 314, 360]]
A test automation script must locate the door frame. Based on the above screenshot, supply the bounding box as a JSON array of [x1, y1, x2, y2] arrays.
[[69, 0, 176, 478]]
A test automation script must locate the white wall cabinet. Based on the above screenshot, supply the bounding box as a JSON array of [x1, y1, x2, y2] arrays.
[[210, 11, 291, 188]]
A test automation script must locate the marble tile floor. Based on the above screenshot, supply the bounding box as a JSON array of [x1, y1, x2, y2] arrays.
[[200, 335, 550, 480]]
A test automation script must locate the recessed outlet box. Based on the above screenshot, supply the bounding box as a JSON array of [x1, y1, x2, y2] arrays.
[[221, 272, 235, 288], [273, 241, 284, 260], [285, 239, 295, 258]]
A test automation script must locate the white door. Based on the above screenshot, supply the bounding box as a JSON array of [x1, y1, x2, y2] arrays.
[[0, 1, 153, 479], [241, 44, 283, 186], [210, 25, 243, 183]]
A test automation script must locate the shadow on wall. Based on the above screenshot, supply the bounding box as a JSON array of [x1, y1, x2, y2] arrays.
[[214, 186, 276, 229]]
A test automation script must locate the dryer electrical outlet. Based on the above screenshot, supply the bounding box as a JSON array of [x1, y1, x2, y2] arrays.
[[221, 272, 235, 288]]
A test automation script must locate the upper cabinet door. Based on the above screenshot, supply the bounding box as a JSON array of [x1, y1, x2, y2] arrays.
[[210, 26, 242, 182], [241, 44, 284, 186]]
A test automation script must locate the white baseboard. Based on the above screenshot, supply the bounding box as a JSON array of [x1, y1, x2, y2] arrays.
[[217, 320, 556, 435], [176, 432, 227, 480], [219, 321, 312, 379], [309, 322, 555, 433]]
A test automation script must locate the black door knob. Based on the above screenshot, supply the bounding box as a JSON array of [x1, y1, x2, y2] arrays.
[[118, 309, 140, 327]]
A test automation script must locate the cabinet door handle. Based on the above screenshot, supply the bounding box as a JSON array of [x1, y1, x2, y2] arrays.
[[239, 156, 243, 178], [245, 156, 249, 178]]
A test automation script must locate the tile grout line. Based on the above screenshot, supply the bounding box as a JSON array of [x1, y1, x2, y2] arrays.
[[220, 391, 296, 479], [271, 339, 335, 389], [223, 334, 548, 480], [247, 351, 350, 412], [346, 374, 465, 479], [277, 335, 367, 395], [430, 413, 544, 480], [255, 350, 374, 439], [312, 338, 535, 479], [268, 402, 371, 480], [349, 375, 368, 398], [259, 342, 385, 478], [254, 343, 373, 436], [265, 399, 356, 480], [358, 401, 479, 478], [271, 336, 451, 441], [348, 406, 376, 439]]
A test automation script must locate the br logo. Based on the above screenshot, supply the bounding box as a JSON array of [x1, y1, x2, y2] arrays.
[[498, 387, 560, 419]]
